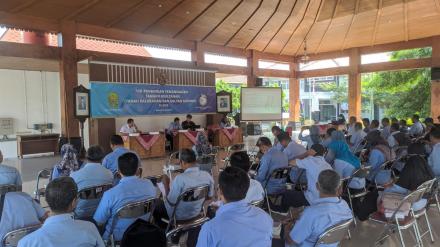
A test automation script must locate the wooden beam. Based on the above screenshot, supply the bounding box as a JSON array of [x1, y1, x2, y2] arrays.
[[76, 23, 195, 50], [348, 48, 361, 119], [9, 0, 39, 13], [0, 56, 88, 73], [294, 50, 350, 62], [432, 36, 440, 121], [62, 0, 102, 20], [0, 42, 60, 60], [296, 66, 350, 78], [247, 50, 258, 86], [360, 37, 433, 54], [192, 42, 205, 66], [256, 68, 290, 78], [106, 0, 149, 28], [254, 50, 293, 63], [403, 0, 408, 42], [315, 0, 341, 53], [0, 10, 60, 32], [289, 62, 301, 122], [198, 42, 249, 58], [206, 63, 248, 75], [59, 21, 79, 137], [360, 58, 432, 73], [341, 0, 360, 50], [371, 0, 383, 46]]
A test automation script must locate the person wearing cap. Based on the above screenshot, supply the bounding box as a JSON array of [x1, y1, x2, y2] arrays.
[[70, 145, 113, 219], [281, 144, 332, 209]]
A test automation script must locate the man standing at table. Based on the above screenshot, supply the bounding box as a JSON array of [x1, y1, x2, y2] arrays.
[[167, 117, 182, 150], [182, 114, 196, 130], [119, 118, 139, 135]]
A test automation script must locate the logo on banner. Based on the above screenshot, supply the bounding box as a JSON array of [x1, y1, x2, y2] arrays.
[[199, 94, 208, 107], [108, 92, 119, 109]]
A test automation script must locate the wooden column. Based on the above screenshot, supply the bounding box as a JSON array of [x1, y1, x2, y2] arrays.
[[59, 21, 79, 137], [192, 42, 204, 67], [247, 50, 257, 87], [289, 62, 301, 122], [432, 37, 440, 122], [348, 48, 361, 119]]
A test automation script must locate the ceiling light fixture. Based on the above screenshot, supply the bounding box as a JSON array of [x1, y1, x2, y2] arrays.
[[301, 40, 310, 64]]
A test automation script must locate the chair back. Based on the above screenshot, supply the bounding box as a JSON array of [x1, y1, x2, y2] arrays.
[[0, 185, 17, 195], [249, 198, 265, 208], [314, 219, 353, 247], [387, 188, 426, 221], [166, 217, 209, 246], [167, 151, 180, 166], [34, 168, 52, 200], [144, 175, 163, 187], [2, 224, 41, 247], [352, 166, 371, 179], [263, 167, 291, 191], [115, 197, 156, 219], [78, 184, 112, 200]]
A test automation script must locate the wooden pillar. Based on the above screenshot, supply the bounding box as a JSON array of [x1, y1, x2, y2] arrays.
[[432, 37, 440, 122], [192, 42, 204, 67], [247, 50, 257, 87], [289, 62, 301, 122], [348, 48, 361, 119], [59, 21, 79, 137]]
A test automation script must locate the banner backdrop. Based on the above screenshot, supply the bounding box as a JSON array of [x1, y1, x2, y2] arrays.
[[90, 82, 217, 117]]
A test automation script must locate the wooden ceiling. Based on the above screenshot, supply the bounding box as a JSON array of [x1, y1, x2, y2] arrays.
[[1, 0, 440, 56]]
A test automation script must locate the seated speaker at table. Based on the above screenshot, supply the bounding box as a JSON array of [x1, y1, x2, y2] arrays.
[[119, 118, 139, 135]]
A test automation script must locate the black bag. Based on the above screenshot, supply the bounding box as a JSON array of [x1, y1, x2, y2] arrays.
[[120, 219, 166, 247]]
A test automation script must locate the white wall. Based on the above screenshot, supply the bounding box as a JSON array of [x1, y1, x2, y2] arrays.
[[114, 115, 206, 133]]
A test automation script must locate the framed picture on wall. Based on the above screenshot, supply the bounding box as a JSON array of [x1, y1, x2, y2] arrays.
[[216, 91, 232, 113], [73, 85, 90, 119]]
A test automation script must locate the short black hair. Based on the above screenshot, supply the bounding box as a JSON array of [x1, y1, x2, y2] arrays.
[[430, 127, 440, 139], [127, 118, 134, 123], [219, 166, 249, 202], [362, 118, 370, 124], [45, 177, 78, 213], [391, 117, 398, 123], [317, 170, 341, 195], [118, 152, 139, 176], [413, 114, 420, 120], [400, 119, 407, 125], [326, 127, 336, 136], [257, 136, 272, 147], [111, 135, 124, 145], [180, 148, 196, 163], [354, 122, 363, 130], [425, 117, 434, 124], [382, 118, 390, 124], [174, 117, 180, 122], [311, 144, 325, 156], [277, 132, 291, 142], [407, 142, 426, 155], [371, 120, 380, 128], [271, 126, 281, 132], [186, 114, 192, 119], [230, 151, 251, 172], [87, 145, 105, 162], [390, 123, 400, 131]]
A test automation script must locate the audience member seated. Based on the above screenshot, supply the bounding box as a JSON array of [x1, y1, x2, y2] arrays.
[[369, 119, 380, 133], [159, 149, 214, 223], [52, 144, 81, 180], [271, 126, 283, 147], [192, 132, 213, 173], [356, 153, 434, 221], [0, 150, 22, 190], [282, 144, 332, 209], [362, 118, 371, 133], [321, 127, 336, 148], [70, 145, 113, 220], [283, 170, 352, 247], [181, 114, 196, 130], [391, 117, 399, 125], [255, 137, 289, 195], [93, 153, 156, 242], [409, 114, 424, 137], [219, 115, 231, 128], [119, 118, 139, 135], [166, 117, 182, 150], [399, 119, 409, 134], [277, 133, 308, 184], [102, 135, 134, 175], [299, 125, 322, 150], [347, 116, 357, 136], [428, 127, 440, 177], [196, 167, 273, 247], [365, 131, 396, 186], [380, 118, 391, 139], [387, 123, 401, 149], [18, 177, 104, 247], [349, 122, 366, 153], [230, 151, 264, 203]]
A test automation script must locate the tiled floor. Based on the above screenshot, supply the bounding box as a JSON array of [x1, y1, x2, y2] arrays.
[[3, 135, 440, 247]]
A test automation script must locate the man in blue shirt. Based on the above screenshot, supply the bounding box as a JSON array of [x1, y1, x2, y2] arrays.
[[284, 170, 352, 247], [230, 151, 264, 203], [102, 135, 132, 175], [93, 153, 156, 241], [277, 133, 308, 185], [255, 137, 289, 195], [429, 127, 440, 177], [161, 149, 214, 221], [0, 150, 22, 190], [70, 145, 113, 219], [197, 167, 273, 247], [18, 177, 104, 247], [166, 117, 182, 150]]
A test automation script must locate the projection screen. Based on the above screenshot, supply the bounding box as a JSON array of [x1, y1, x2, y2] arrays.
[[240, 87, 282, 121]]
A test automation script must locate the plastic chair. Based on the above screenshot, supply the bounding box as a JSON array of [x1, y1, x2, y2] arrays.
[[263, 167, 291, 217], [2, 224, 41, 247], [314, 219, 353, 247], [34, 168, 52, 201], [370, 188, 427, 247], [0, 184, 17, 195], [166, 217, 209, 246], [373, 160, 396, 190], [75, 183, 113, 219], [342, 166, 371, 226], [144, 174, 163, 187], [249, 198, 265, 208], [108, 197, 156, 247], [412, 178, 437, 244], [165, 185, 210, 233], [164, 152, 183, 181]]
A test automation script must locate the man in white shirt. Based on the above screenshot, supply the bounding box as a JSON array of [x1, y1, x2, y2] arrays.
[[119, 118, 139, 135], [230, 151, 264, 203], [381, 117, 391, 139], [409, 114, 424, 137], [349, 122, 366, 153], [387, 123, 401, 149], [347, 116, 357, 136]]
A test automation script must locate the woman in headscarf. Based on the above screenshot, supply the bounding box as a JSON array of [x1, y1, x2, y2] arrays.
[[365, 131, 396, 186], [52, 144, 81, 179], [357, 144, 434, 221], [325, 131, 363, 190], [298, 125, 322, 150], [192, 132, 213, 173]]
